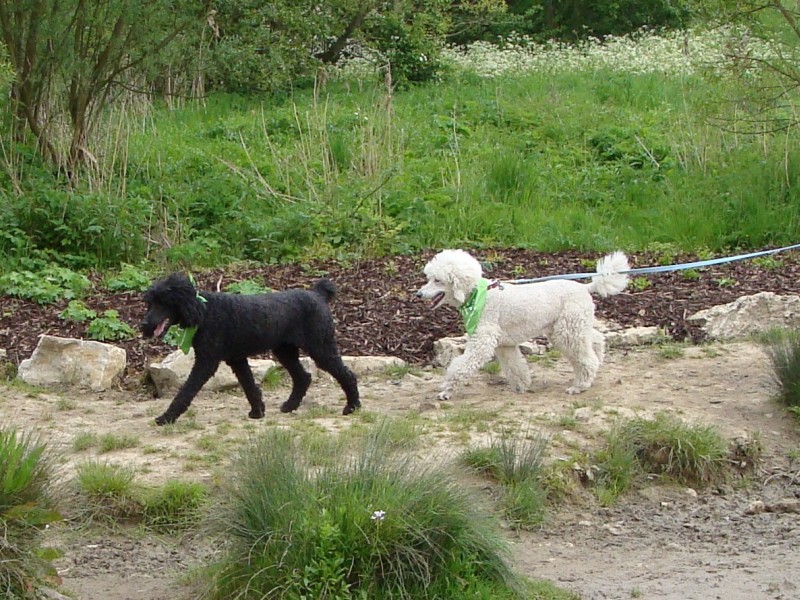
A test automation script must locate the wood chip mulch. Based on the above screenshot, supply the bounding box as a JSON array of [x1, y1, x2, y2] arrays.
[[2, 249, 800, 379]]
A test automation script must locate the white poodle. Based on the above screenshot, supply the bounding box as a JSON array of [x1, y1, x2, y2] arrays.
[[416, 249, 630, 400]]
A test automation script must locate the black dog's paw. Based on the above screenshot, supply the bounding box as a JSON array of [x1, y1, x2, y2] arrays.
[[248, 403, 266, 419], [342, 402, 360, 416], [279, 401, 299, 414], [155, 413, 176, 426]]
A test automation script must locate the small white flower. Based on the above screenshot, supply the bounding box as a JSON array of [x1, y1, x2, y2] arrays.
[[371, 510, 386, 521]]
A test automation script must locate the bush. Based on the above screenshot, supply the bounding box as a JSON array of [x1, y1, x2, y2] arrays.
[[0, 428, 61, 599], [204, 422, 525, 599]]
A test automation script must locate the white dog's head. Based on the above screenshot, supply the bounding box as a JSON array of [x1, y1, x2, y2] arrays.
[[416, 249, 483, 309]]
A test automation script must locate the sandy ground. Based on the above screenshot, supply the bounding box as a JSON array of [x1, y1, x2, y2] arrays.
[[2, 340, 800, 600]]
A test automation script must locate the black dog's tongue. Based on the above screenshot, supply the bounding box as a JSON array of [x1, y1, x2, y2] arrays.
[[154, 318, 170, 337]]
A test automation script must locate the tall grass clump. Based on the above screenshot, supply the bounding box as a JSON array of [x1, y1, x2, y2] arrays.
[[74, 460, 141, 524], [0, 427, 61, 599], [760, 328, 800, 418], [460, 430, 549, 529], [594, 413, 730, 505], [203, 422, 525, 599]]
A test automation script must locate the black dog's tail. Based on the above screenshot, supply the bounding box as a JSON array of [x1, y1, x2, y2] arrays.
[[312, 279, 337, 303]]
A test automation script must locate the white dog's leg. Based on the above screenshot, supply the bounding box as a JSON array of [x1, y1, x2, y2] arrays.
[[495, 345, 531, 392], [591, 329, 606, 367], [551, 312, 600, 395], [439, 332, 499, 400]]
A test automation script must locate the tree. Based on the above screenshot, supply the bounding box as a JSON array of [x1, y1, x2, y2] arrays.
[[0, 0, 206, 174]]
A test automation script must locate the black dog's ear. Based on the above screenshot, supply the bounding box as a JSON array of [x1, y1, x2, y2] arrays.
[[150, 273, 205, 328]]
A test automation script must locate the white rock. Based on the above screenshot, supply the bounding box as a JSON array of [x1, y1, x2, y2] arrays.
[[605, 326, 665, 347], [341, 355, 406, 375], [688, 292, 800, 340], [147, 348, 276, 396], [18, 335, 126, 392]]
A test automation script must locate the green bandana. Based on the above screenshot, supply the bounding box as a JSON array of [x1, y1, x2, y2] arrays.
[[459, 278, 489, 335], [175, 291, 207, 355]]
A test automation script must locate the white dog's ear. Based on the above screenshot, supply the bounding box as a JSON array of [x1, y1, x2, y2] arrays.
[[451, 271, 474, 304]]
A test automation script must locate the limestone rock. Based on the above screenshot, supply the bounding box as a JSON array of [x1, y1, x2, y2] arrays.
[[148, 348, 276, 396], [688, 292, 800, 340], [18, 335, 126, 391]]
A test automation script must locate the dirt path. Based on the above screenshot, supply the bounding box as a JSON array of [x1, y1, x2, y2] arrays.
[[3, 341, 799, 600]]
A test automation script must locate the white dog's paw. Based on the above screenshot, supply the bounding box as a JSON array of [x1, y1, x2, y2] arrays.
[[436, 390, 452, 401], [565, 385, 586, 395]]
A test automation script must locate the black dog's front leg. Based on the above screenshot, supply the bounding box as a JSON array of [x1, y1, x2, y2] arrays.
[[226, 358, 265, 419], [156, 360, 220, 425]]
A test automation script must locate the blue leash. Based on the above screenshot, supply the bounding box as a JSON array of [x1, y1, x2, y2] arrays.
[[506, 242, 800, 284]]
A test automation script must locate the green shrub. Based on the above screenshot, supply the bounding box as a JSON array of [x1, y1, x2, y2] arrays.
[[204, 422, 525, 599], [0, 428, 62, 599]]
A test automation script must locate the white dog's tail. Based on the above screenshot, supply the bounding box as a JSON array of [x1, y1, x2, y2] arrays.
[[585, 251, 630, 297]]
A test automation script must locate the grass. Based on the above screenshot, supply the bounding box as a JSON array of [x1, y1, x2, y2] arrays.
[[460, 429, 550, 529], [202, 420, 535, 599], [759, 328, 800, 418], [73, 461, 141, 524], [2, 27, 800, 271], [0, 427, 62, 599], [593, 413, 732, 505]]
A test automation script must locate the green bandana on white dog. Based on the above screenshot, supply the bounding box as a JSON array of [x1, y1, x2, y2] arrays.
[[459, 278, 490, 335]]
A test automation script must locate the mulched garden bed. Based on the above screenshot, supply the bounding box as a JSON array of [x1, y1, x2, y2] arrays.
[[2, 249, 800, 379]]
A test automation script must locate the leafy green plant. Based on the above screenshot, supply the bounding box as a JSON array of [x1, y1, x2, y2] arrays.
[[86, 310, 135, 341], [224, 279, 271, 295], [630, 276, 650, 292], [59, 300, 97, 323], [0, 267, 91, 304], [0, 428, 62, 599], [104, 264, 152, 292]]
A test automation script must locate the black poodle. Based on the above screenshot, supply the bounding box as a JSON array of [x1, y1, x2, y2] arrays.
[[140, 273, 360, 425]]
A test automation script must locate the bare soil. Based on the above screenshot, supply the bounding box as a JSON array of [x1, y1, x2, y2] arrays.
[[2, 339, 799, 600]]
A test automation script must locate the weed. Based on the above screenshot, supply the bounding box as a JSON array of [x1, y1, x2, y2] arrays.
[[630, 276, 650, 292], [55, 398, 77, 411]]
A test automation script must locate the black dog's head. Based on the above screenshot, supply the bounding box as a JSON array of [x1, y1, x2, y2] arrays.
[[141, 273, 205, 338]]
